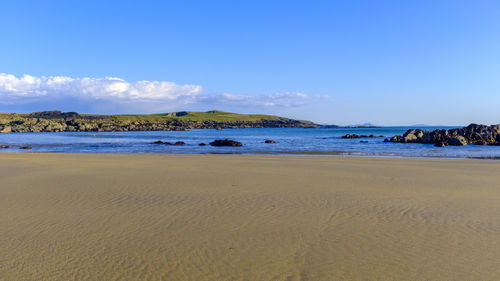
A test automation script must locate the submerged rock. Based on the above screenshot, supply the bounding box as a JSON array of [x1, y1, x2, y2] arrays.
[[265, 140, 276, 143], [152, 140, 185, 145]]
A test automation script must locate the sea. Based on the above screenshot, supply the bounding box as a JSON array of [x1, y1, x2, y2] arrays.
[[1, 127, 500, 159]]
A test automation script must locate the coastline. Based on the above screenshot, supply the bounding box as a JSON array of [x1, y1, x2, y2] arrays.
[[3, 126, 500, 159], [1, 153, 499, 280], [3, 150, 500, 160]]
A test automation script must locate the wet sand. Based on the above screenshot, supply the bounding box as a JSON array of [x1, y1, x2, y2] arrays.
[[1, 153, 499, 280]]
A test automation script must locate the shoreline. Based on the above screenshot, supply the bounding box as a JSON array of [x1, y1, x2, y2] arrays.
[[2, 151, 500, 161]]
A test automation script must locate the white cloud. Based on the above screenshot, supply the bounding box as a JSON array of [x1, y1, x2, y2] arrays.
[[202, 91, 324, 108], [0, 73, 327, 113], [0, 73, 202, 105]]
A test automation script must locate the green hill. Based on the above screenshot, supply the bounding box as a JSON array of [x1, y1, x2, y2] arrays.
[[90, 110, 286, 122], [0, 110, 317, 133]]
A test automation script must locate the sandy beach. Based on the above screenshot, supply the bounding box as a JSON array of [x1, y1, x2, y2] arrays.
[[0, 153, 499, 281]]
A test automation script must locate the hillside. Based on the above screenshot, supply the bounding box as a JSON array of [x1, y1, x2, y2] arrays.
[[0, 110, 317, 133], [102, 110, 285, 122]]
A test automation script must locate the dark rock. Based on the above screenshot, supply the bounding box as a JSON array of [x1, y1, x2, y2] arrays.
[[20, 146, 32, 149], [360, 140, 368, 143], [198, 143, 206, 146], [0, 145, 10, 148], [387, 124, 500, 147], [448, 136, 468, 146], [421, 131, 432, 143], [209, 139, 243, 147], [29, 110, 80, 119], [265, 140, 276, 143], [390, 135, 402, 142], [434, 141, 447, 147], [401, 129, 422, 143], [475, 140, 488, 145], [165, 111, 188, 117], [341, 134, 369, 139], [153, 140, 184, 145], [383, 138, 390, 142]]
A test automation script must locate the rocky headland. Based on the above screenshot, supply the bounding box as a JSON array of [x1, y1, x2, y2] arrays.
[[0, 110, 318, 133], [385, 124, 500, 146]]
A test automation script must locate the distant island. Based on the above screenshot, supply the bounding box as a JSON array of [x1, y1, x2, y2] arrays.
[[0, 110, 318, 133]]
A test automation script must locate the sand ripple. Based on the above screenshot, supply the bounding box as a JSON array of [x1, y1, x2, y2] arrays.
[[0, 154, 499, 280]]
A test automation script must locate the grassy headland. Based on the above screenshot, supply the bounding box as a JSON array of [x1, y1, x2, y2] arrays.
[[97, 110, 284, 122], [0, 110, 317, 133]]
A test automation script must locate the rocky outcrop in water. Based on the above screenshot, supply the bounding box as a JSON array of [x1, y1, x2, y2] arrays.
[[0, 111, 318, 133], [386, 124, 500, 146], [209, 139, 243, 147], [152, 141, 185, 145], [341, 134, 378, 139]]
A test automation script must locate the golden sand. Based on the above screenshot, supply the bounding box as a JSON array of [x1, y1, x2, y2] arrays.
[[0, 153, 499, 280]]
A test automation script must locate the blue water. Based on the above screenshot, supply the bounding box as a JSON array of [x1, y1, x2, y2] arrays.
[[1, 127, 500, 159]]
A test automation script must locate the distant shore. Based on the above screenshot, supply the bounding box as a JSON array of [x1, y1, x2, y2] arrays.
[[1, 153, 499, 280], [0, 110, 317, 133]]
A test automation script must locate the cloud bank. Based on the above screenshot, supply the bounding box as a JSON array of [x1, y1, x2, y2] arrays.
[[0, 73, 326, 114]]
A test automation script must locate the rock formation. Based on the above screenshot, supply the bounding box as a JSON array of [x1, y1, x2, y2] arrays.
[[341, 134, 377, 139], [209, 139, 243, 147], [386, 124, 500, 147], [152, 141, 185, 145]]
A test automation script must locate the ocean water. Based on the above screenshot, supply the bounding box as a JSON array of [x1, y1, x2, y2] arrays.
[[1, 127, 500, 159]]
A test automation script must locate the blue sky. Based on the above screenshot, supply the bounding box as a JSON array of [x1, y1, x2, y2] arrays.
[[1, 0, 499, 125]]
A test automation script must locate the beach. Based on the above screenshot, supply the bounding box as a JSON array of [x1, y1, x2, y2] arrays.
[[1, 153, 499, 281]]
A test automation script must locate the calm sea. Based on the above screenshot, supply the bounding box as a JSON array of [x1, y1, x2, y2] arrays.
[[1, 127, 500, 159]]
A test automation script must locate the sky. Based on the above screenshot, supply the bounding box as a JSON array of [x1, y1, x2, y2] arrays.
[[1, 0, 499, 125]]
